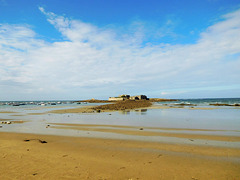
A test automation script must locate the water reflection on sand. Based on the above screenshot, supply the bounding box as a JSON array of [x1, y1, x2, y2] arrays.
[[0, 104, 240, 148]]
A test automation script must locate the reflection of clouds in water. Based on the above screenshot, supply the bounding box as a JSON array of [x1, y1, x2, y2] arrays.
[[118, 109, 148, 115], [135, 109, 148, 115], [0, 105, 240, 138], [119, 110, 130, 115]]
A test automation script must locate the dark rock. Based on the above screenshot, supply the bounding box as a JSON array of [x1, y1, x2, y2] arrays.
[[39, 140, 47, 143], [24, 139, 47, 143]]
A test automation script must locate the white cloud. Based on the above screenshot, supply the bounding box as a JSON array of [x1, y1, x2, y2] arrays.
[[0, 8, 240, 100]]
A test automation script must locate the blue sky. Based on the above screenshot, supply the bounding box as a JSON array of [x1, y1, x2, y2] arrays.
[[0, 0, 240, 100]]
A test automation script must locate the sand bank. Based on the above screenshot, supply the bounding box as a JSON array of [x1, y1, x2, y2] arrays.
[[47, 104, 218, 114], [48, 123, 240, 142], [0, 132, 239, 180], [0, 111, 18, 113], [48, 106, 95, 114], [48, 100, 152, 114]]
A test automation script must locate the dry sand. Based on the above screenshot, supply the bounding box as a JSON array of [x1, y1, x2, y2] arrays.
[[0, 132, 239, 180]]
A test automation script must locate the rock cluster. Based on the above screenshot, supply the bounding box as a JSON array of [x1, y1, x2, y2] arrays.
[[1, 121, 11, 124], [93, 100, 152, 111]]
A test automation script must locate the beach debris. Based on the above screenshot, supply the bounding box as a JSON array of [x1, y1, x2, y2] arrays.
[[189, 139, 194, 141], [96, 109, 101, 113], [46, 124, 50, 128], [0, 126, 2, 128], [23, 139, 48, 143], [139, 128, 144, 130], [32, 173, 38, 176]]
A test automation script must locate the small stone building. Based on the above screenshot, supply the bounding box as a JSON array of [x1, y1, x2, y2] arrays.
[[109, 94, 148, 101], [130, 95, 148, 100], [108, 97, 124, 101], [108, 94, 130, 101]]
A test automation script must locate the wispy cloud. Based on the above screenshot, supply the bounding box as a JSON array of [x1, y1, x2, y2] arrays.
[[0, 8, 240, 100]]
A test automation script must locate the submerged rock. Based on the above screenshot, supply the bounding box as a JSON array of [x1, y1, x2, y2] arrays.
[[209, 103, 240, 106]]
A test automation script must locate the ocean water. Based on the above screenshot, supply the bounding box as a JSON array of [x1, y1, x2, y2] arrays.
[[155, 98, 240, 106], [0, 98, 239, 106]]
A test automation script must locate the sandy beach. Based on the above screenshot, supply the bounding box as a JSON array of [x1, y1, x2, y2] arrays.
[[0, 131, 240, 180]]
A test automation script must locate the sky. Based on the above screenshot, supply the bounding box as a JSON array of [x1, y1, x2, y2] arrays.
[[0, 0, 240, 100]]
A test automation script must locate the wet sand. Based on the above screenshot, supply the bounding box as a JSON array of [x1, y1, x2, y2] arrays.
[[0, 111, 18, 113], [48, 106, 95, 114], [49, 123, 240, 142], [0, 132, 239, 180], [1, 103, 240, 179]]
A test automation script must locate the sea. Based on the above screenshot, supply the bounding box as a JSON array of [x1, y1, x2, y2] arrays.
[[1, 97, 239, 107], [156, 97, 240, 106], [0, 98, 240, 147]]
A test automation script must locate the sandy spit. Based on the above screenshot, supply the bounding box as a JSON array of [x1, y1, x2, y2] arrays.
[[48, 123, 240, 142]]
